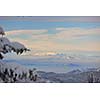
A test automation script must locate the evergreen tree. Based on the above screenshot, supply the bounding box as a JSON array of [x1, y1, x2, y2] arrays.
[[29, 69, 33, 80], [13, 73, 17, 82], [88, 73, 94, 83], [0, 26, 29, 59]]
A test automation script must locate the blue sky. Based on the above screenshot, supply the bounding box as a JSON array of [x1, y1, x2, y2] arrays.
[[1, 20, 100, 31]]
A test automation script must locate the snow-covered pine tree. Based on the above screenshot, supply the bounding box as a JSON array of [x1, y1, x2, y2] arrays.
[[0, 26, 30, 59], [0, 26, 47, 83]]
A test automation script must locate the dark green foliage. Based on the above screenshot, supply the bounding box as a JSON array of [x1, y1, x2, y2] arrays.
[[28, 69, 37, 81], [22, 72, 27, 80], [13, 73, 17, 82], [0, 53, 4, 59], [29, 69, 33, 80], [0, 67, 38, 83], [0, 69, 8, 83], [88, 73, 100, 83], [33, 74, 37, 81], [88, 73, 94, 83], [18, 74, 21, 79], [4, 68, 9, 76], [9, 69, 14, 78]]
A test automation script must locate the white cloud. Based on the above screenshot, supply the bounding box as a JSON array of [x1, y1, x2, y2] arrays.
[[5, 27, 100, 53], [33, 52, 57, 56], [55, 27, 100, 39], [6, 29, 48, 36]]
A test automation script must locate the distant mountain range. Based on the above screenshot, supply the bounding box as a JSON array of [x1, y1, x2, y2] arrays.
[[38, 67, 100, 83]]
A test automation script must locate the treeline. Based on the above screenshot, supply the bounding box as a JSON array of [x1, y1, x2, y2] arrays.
[[0, 67, 38, 83], [88, 73, 100, 83]]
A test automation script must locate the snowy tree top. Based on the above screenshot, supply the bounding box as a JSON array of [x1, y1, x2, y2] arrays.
[[0, 27, 30, 59]]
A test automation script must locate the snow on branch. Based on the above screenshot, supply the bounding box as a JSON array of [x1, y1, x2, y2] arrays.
[[0, 26, 30, 59]]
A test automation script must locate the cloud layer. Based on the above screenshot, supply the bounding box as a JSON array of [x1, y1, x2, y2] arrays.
[[6, 27, 100, 54]]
